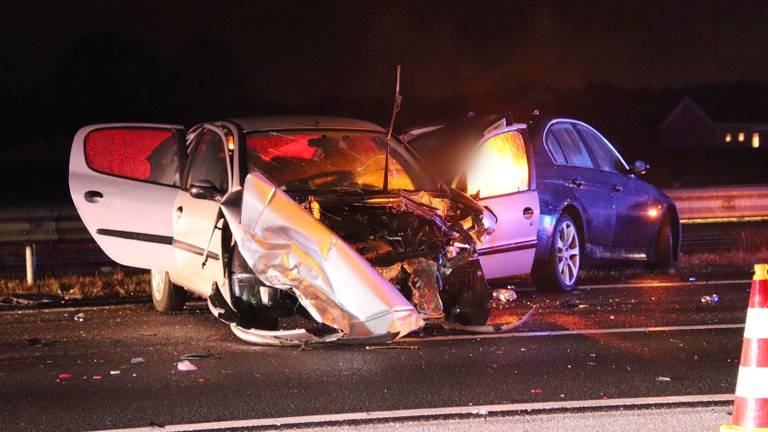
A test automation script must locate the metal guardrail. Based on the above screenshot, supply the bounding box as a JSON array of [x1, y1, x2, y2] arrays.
[[0, 185, 767, 278], [663, 184, 768, 223], [0, 206, 90, 243]]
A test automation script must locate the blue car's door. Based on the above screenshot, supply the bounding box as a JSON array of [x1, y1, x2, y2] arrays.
[[545, 122, 615, 249], [574, 123, 653, 253]]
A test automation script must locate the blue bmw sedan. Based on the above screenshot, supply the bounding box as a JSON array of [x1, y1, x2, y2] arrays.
[[406, 114, 681, 292]]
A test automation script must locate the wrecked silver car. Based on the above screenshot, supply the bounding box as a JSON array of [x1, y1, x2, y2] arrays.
[[69, 117, 501, 345]]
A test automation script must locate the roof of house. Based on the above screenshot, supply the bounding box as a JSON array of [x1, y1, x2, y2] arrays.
[[677, 85, 768, 124]]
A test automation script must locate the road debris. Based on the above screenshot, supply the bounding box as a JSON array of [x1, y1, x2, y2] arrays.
[[65, 310, 85, 322], [365, 345, 420, 350], [471, 409, 489, 415], [179, 353, 210, 360], [492, 287, 517, 303], [130, 357, 145, 364], [25, 337, 49, 347], [176, 360, 198, 372], [110, 370, 120, 375], [656, 376, 672, 382], [92, 375, 102, 380], [57, 373, 72, 380], [530, 388, 543, 394], [701, 294, 720, 305]]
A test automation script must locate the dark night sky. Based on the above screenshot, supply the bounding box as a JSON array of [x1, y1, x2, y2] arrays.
[[2, 1, 768, 203], [5, 1, 768, 103]]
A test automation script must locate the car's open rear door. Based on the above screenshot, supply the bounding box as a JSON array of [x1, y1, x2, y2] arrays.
[[69, 123, 186, 271]]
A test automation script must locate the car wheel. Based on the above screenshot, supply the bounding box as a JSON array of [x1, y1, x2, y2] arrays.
[[150, 269, 187, 312], [645, 215, 674, 272], [532, 214, 581, 292]]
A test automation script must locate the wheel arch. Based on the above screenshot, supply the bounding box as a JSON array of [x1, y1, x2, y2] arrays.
[[535, 203, 587, 262], [666, 205, 681, 262]]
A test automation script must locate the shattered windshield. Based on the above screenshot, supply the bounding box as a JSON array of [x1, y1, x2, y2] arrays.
[[246, 130, 434, 192]]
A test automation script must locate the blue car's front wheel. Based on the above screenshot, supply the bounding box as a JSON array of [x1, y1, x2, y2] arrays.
[[532, 214, 581, 292]]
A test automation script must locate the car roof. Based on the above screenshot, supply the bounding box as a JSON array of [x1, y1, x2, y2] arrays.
[[227, 116, 386, 133]]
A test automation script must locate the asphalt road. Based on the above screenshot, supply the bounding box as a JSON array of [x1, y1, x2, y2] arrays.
[[0, 278, 752, 431]]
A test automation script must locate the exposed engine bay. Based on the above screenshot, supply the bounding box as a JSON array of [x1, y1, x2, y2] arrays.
[[211, 172, 499, 346]]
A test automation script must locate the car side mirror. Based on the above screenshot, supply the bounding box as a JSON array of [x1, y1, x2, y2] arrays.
[[189, 180, 222, 201], [631, 160, 650, 175]]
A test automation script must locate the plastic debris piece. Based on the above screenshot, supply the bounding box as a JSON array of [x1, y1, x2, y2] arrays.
[[176, 360, 198, 372], [656, 376, 672, 382], [26, 337, 45, 347], [58, 373, 72, 380], [179, 353, 210, 360], [66, 310, 85, 322], [492, 288, 517, 303], [92, 375, 102, 380], [110, 370, 120, 375], [701, 295, 720, 305], [365, 345, 420, 350], [130, 357, 145, 364]]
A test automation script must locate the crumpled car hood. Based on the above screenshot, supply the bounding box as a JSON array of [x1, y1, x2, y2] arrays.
[[220, 172, 425, 343]]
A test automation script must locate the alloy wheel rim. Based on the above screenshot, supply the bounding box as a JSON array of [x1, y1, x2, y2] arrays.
[[555, 221, 580, 285]]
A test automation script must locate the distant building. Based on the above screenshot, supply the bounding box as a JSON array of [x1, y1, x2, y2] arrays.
[[661, 97, 767, 149]]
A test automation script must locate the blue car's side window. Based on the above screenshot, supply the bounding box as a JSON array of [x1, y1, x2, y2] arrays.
[[550, 124, 593, 169], [545, 131, 568, 165], [576, 125, 624, 173]]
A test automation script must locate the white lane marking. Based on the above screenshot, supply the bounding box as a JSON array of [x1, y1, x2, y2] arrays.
[[744, 308, 768, 339], [515, 279, 751, 291], [735, 367, 768, 398], [399, 323, 745, 343], [87, 394, 735, 432]]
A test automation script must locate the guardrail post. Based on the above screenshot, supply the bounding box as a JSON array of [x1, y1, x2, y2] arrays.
[[25, 244, 34, 287]]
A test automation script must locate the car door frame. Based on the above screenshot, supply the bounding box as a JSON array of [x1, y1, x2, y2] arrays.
[[456, 124, 541, 279], [69, 123, 187, 272], [541, 120, 616, 251], [169, 123, 237, 297]]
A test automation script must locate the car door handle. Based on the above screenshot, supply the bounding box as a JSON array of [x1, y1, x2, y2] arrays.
[[571, 178, 585, 188], [613, 184, 623, 192], [84, 190, 103, 203], [523, 207, 535, 220], [175, 206, 183, 219]]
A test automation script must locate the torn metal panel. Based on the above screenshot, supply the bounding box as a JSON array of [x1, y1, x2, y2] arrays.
[[220, 172, 424, 340], [229, 324, 343, 347], [376, 258, 444, 319]]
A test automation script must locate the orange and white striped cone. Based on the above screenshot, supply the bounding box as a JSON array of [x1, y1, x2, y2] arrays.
[[722, 263, 768, 431]]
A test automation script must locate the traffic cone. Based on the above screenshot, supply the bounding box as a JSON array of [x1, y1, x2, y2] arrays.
[[722, 263, 768, 431]]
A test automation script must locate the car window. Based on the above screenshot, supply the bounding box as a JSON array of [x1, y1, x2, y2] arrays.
[[549, 123, 593, 168], [467, 131, 529, 198], [545, 132, 568, 165], [84, 128, 183, 186], [245, 131, 422, 192], [576, 124, 624, 172], [186, 129, 229, 192]]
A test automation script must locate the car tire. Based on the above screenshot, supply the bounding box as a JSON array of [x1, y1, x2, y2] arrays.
[[645, 215, 674, 272], [532, 214, 581, 292], [150, 269, 187, 312]]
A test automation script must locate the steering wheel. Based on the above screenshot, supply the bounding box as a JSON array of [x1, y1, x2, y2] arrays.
[[283, 170, 355, 189]]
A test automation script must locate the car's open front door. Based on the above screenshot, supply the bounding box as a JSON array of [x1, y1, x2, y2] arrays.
[[468, 129, 540, 279], [69, 123, 186, 271]]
